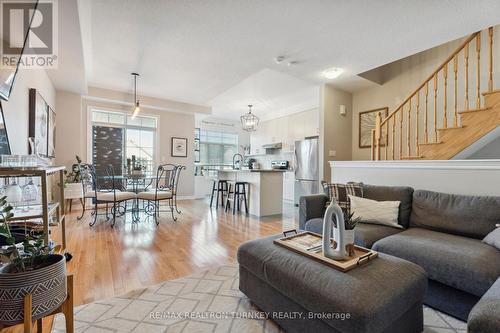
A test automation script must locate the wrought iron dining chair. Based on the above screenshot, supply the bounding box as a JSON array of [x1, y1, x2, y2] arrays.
[[137, 164, 177, 224], [85, 165, 136, 227], [76, 163, 95, 221], [172, 165, 186, 214]]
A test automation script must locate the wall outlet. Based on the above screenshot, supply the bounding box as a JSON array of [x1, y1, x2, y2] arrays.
[[329, 150, 336, 157]]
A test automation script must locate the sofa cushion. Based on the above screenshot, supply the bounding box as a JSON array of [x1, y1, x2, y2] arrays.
[[305, 218, 402, 248], [373, 228, 500, 297], [321, 182, 363, 213], [362, 184, 414, 228], [468, 278, 500, 333], [349, 195, 402, 229], [410, 190, 500, 239], [483, 227, 500, 251]]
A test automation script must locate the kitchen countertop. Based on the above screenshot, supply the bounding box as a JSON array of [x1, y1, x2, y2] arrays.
[[218, 169, 287, 173]]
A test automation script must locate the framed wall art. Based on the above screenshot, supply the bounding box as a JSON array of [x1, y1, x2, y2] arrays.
[[29, 88, 49, 157], [47, 106, 56, 158], [171, 137, 188, 157], [0, 101, 11, 155], [358, 107, 388, 148]]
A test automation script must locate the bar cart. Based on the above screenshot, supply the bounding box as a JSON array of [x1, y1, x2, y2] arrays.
[[0, 165, 67, 253]]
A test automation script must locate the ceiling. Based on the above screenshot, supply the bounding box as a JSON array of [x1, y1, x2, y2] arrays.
[[67, 0, 500, 117]]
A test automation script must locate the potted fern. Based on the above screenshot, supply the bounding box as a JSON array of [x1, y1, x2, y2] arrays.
[[344, 212, 361, 257], [0, 196, 67, 326]]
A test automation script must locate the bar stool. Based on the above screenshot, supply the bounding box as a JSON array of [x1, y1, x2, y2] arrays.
[[210, 179, 228, 208], [225, 181, 249, 215]]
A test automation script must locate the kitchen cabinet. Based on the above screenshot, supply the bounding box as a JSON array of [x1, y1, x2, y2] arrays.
[[249, 109, 319, 156]]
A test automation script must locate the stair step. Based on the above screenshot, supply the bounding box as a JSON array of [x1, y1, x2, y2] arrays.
[[459, 107, 491, 114], [482, 89, 500, 96], [419, 141, 443, 147], [401, 155, 423, 160], [437, 126, 464, 132]]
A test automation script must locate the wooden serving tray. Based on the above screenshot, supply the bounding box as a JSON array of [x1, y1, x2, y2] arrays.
[[273, 230, 378, 272]]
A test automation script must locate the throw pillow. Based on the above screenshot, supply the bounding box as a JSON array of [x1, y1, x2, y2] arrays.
[[322, 182, 363, 213], [483, 225, 500, 251], [348, 195, 403, 229]]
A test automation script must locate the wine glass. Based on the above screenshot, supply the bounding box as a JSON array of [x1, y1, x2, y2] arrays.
[[22, 177, 39, 211]]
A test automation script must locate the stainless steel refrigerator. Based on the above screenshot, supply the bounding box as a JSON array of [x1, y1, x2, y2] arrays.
[[294, 137, 319, 206]]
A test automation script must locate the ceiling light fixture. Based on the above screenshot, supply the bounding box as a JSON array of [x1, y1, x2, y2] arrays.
[[131, 72, 140, 119], [323, 67, 343, 79], [241, 104, 259, 132]]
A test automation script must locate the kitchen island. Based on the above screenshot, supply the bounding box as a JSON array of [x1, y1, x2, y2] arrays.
[[218, 169, 285, 217]]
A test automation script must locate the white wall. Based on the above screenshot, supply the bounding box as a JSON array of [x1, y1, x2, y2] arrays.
[[319, 85, 352, 182], [330, 160, 500, 196], [55, 90, 83, 167], [2, 69, 56, 154]]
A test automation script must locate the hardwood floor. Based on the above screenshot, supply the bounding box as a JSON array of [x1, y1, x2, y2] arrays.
[[2, 198, 298, 333]]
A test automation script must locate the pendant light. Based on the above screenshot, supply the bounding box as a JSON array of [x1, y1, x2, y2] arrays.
[[131, 72, 140, 119], [240, 104, 259, 132]]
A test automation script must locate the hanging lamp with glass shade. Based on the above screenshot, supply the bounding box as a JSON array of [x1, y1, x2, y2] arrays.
[[240, 104, 259, 132], [131, 73, 140, 118]]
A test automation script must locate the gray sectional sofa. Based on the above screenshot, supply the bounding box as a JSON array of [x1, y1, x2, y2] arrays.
[[299, 184, 500, 322]]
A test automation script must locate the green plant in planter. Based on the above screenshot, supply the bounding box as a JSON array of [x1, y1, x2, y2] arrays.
[[344, 212, 361, 230], [0, 196, 50, 273], [64, 155, 83, 184], [332, 210, 362, 230]]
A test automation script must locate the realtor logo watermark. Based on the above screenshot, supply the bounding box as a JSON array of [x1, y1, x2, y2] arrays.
[[1, 0, 58, 69]]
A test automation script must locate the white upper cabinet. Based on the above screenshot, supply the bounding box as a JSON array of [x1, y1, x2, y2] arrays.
[[249, 109, 319, 155]]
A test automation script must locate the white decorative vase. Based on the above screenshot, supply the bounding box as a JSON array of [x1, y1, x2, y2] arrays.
[[322, 201, 349, 260]]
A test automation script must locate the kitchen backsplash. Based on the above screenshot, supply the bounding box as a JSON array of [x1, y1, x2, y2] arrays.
[[251, 151, 294, 170]]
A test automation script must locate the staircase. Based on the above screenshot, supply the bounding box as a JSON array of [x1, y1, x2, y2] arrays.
[[371, 27, 500, 160]]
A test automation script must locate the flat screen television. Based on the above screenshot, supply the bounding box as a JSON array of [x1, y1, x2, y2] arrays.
[[0, 0, 39, 101]]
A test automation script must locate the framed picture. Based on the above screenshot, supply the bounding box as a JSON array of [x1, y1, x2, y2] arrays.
[[0, 101, 11, 155], [47, 106, 56, 158], [171, 137, 188, 157], [29, 88, 49, 156], [358, 107, 388, 148]]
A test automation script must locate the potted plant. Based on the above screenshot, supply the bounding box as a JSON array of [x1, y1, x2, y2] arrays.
[[0, 196, 67, 326], [343, 212, 361, 256], [64, 155, 84, 200], [331, 211, 361, 257]]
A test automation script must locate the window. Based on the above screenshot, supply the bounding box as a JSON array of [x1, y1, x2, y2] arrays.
[[199, 130, 238, 166], [91, 110, 157, 174]]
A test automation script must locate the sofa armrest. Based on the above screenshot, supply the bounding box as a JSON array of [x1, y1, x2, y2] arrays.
[[299, 194, 328, 230], [468, 278, 500, 333]]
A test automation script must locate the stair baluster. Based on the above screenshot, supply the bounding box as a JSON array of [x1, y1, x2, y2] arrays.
[[489, 27, 494, 91], [425, 82, 429, 143], [453, 55, 458, 127], [416, 93, 420, 156], [391, 117, 395, 160], [465, 44, 470, 110], [443, 64, 448, 129], [407, 100, 411, 156], [433, 74, 438, 142], [476, 32, 481, 108]]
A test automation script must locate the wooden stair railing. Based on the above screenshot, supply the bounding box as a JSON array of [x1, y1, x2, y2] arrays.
[[372, 27, 495, 160]]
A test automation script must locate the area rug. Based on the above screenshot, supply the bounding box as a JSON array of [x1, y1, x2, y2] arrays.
[[53, 263, 467, 333]]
